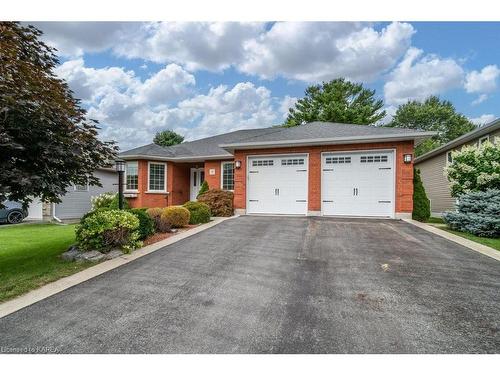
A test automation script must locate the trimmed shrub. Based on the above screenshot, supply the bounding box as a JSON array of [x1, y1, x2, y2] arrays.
[[183, 201, 211, 224], [161, 206, 190, 228], [91, 192, 129, 210], [443, 189, 500, 238], [146, 207, 171, 233], [76, 209, 141, 253], [128, 208, 155, 240], [412, 168, 430, 222], [197, 180, 209, 198], [198, 189, 234, 217]]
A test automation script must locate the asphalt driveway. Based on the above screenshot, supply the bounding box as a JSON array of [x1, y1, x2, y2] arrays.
[[0, 216, 499, 353]]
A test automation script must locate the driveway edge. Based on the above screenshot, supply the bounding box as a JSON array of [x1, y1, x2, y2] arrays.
[[0, 216, 238, 319], [403, 219, 500, 262]]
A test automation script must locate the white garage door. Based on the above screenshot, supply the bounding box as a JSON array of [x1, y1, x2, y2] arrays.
[[322, 151, 395, 217], [247, 154, 308, 215]]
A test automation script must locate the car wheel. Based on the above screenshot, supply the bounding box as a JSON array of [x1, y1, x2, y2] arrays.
[[7, 210, 24, 224]]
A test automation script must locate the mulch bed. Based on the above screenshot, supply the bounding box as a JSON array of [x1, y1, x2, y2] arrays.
[[142, 224, 199, 246]]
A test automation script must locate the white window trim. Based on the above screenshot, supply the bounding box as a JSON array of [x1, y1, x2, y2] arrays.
[[220, 161, 235, 191], [73, 183, 89, 192], [124, 161, 139, 193], [147, 161, 167, 193], [446, 151, 453, 166], [479, 135, 489, 145]]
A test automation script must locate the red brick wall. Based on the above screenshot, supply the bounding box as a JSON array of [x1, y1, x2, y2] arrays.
[[127, 160, 193, 208], [233, 141, 414, 214], [204, 160, 221, 189]]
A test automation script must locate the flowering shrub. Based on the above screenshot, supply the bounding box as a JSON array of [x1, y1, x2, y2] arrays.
[[443, 189, 500, 237], [91, 192, 129, 210], [76, 209, 141, 252], [445, 141, 500, 197]]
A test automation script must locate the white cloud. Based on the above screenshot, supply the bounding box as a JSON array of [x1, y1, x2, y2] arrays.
[[136, 64, 196, 106], [464, 65, 500, 104], [55, 58, 137, 103], [35, 22, 414, 83], [56, 59, 282, 149], [115, 22, 265, 71], [178, 82, 278, 139], [32, 22, 139, 57], [384, 47, 464, 105], [279, 96, 299, 119], [465, 65, 500, 93], [469, 114, 496, 126], [471, 94, 488, 105], [240, 22, 415, 82]]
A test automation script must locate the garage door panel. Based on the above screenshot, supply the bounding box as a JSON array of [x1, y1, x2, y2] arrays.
[[322, 151, 395, 217], [247, 155, 308, 215]]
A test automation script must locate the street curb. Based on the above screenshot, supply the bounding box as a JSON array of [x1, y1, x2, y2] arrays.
[[403, 219, 500, 262], [0, 216, 238, 319]]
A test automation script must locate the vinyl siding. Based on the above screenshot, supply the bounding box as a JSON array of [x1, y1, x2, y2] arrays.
[[415, 127, 500, 215], [54, 170, 118, 219], [416, 154, 455, 214]]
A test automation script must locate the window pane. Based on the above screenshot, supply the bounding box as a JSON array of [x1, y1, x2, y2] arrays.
[[222, 162, 234, 190], [149, 163, 165, 191], [126, 162, 138, 190]]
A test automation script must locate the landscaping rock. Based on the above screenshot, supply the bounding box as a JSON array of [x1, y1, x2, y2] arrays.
[[61, 246, 80, 261], [76, 250, 105, 262], [104, 249, 123, 260]]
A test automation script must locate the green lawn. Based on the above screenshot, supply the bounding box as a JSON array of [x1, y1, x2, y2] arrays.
[[440, 227, 500, 251], [426, 218, 500, 251], [0, 223, 94, 303]]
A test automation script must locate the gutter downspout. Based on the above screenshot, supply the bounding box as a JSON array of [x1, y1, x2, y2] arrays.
[[52, 203, 62, 223]]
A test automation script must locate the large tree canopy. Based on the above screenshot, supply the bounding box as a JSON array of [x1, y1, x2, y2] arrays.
[[153, 129, 184, 147], [387, 96, 476, 156], [0, 22, 117, 208], [283, 78, 386, 127]]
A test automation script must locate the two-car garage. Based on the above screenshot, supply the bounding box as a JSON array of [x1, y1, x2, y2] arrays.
[[246, 150, 395, 218]]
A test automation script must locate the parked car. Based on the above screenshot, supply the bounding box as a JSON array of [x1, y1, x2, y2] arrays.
[[0, 201, 28, 224]]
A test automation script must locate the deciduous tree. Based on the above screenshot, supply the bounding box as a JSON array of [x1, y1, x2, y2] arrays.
[[0, 22, 117, 208]]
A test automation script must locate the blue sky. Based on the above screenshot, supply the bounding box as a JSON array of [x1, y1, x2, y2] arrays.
[[33, 22, 500, 150]]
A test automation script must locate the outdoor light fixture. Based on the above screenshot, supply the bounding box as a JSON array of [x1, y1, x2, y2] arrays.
[[235, 160, 242, 169], [114, 159, 126, 172], [114, 159, 126, 209], [403, 154, 412, 164]]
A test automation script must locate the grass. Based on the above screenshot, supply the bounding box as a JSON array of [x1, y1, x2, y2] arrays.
[[425, 217, 500, 251], [0, 223, 95, 303], [426, 216, 445, 224], [440, 227, 500, 251]]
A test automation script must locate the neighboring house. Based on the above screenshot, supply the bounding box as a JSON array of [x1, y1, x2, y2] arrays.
[[42, 168, 118, 221], [119, 122, 433, 219], [414, 118, 500, 216]]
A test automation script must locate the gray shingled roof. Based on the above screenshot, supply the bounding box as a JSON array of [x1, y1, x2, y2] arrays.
[[415, 118, 500, 163], [120, 122, 434, 160]]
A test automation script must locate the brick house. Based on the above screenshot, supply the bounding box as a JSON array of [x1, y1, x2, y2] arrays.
[[119, 122, 433, 218]]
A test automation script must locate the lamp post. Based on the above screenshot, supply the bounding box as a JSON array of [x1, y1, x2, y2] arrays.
[[115, 159, 126, 210]]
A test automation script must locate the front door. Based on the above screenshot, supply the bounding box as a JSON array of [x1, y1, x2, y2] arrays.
[[190, 168, 205, 201]]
